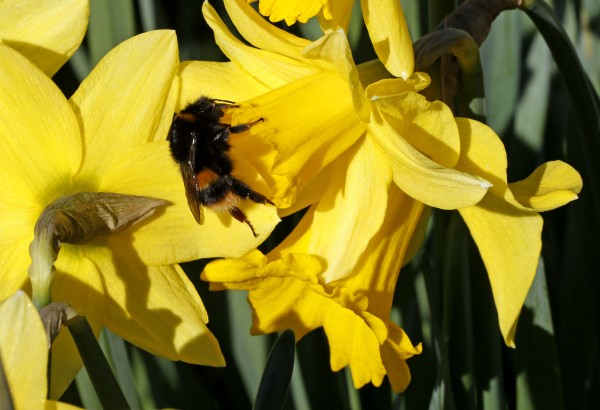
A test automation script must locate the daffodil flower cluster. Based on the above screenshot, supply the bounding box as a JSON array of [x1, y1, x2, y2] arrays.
[[192, 0, 582, 391]]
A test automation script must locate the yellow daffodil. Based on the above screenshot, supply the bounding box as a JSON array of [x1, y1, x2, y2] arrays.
[[0, 0, 89, 76], [0, 29, 279, 398], [0, 292, 81, 410], [191, 0, 580, 389], [183, 0, 484, 391]]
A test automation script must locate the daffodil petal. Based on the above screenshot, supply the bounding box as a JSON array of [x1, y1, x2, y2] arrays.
[[459, 194, 543, 347], [0, 231, 35, 301], [49, 246, 105, 398], [372, 92, 460, 167], [272, 138, 392, 283], [455, 116, 522, 198], [365, 72, 431, 97], [278, 166, 330, 217], [303, 30, 370, 121], [178, 61, 271, 107], [0, 292, 47, 410], [509, 161, 582, 211], [227, 0, 311, 56], [235, 72, 365, 206], [0, 0, 89, 76], [203, 252, 409, 390], [344, 186, 425, 318], [203, 1, 317, 87], [71, 31, 178, 185], [360, 0, 413, 79], [102, 141, 279, 263], [368, 120, 490, 209], [381, 323, 422, 392], [86, 246, 225, 366], [251, 0, 324, 24], [0, 44, 81, 208], [317, 0, 353, 32]]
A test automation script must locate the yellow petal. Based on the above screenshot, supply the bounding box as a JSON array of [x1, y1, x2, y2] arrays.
[[49, 246, 105, 398], [0, 0, 89, 76], [317, 0, 353, 32], [459, 194, 543, 347], [0, 227, 36, 301], [381, 323, 422, 392], [71, 31, 178, 184], [0, 44, 81, 208], [368, 120, 490, 209], [203, 1, 317, 87], [235, 71, 365, 206], [372, 92, 460, 167], [103, 141, 279, 263], [271, 138, 393, 283], [0, 292, 47, 410], [509, 161, 582, 211], [303, 30, 370, 121], [252, 0, 324, 24], [365, 72, 431, 96], [360, 0, 414, 79], [87, 246, 225, 366], [340, 186, 425, 319], [227, 0, 311, 56], [178, 61, 271, 106]]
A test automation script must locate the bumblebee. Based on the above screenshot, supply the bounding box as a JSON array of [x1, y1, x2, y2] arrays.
[[167, 97, 273, 237]]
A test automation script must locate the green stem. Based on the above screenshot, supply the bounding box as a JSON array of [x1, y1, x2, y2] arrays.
[[28, 225, 58, 310], [67, 317, 131, 410]]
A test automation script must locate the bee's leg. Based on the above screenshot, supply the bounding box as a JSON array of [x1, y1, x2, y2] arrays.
[[229, 206, 258, 237], [228, 117, 264, 134], [229, 177, 274, 206]]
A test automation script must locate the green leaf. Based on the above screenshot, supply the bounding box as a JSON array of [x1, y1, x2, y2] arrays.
[[68, 317, 130, 409], [480, 11, 525, 136], [100, 330, 141, 410], [515, 258, 563, 410], [253, 329, 296, 410], [521, 0, 600, 228], [88, 0, 137, 65], [228, 290, 269, 402]]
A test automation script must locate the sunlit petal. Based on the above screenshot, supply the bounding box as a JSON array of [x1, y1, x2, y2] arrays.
[[228, 0, 311, 57], [71, 31, 178, 185], [372, 92, 460, 167], [235, 72, 365, 206], [0, 292, 47, 410], [204, 1, 317, 87], [0, 0, 89, 76], [271, 138, 392, 283], [0, 44, 81, 208], [360, 0, 413, 79], [509, 161, 582, 211], [459, 194, 543, 347], [250, 0, 323, 24], [368, 119, 490, 209], [178, 61, 271, 106], [303, 30, 370, 121]]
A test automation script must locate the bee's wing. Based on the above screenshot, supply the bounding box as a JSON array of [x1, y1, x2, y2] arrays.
[[180, 137, 204, 224], [180, 162, 204, 224]]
